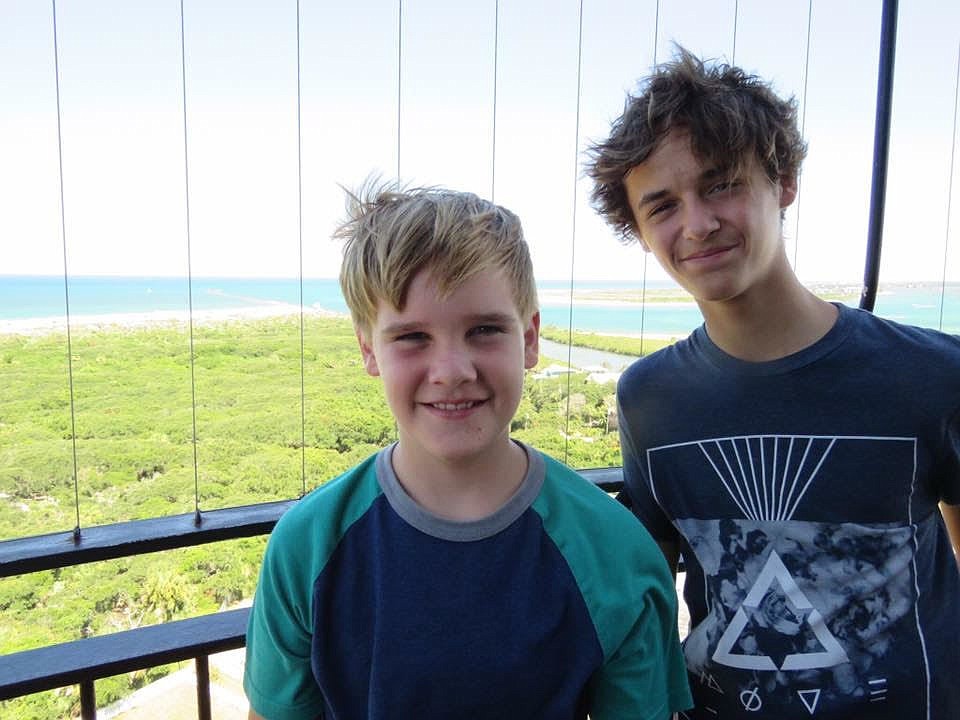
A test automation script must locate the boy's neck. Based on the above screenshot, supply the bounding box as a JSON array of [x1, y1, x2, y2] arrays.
[[698, 273, 838, 362], [390, 437, 529, 522]]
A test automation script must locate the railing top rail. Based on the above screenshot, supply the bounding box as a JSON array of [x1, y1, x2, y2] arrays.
[[0, 499, 297, 578], [0, 468, 624, 705], [0, 607, 250, 701], [0, 469, 623, 578]]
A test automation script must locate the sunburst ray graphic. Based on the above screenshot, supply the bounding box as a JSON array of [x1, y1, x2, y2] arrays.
[[697, 435, 837, 521]]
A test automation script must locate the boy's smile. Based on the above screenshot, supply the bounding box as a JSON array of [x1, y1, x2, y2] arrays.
[[623, 131, 797, 308], [357, 266, 539, 492]]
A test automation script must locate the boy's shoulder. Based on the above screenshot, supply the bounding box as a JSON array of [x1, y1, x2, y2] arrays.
[[531, 450, 676, 653], [617, 329, 698, 391], [533, 450, 660, 548], [844, 303, 960, 351], [835, 305, 960, 388], [618, 305, 960, 389], [270, 451, 384, 549]]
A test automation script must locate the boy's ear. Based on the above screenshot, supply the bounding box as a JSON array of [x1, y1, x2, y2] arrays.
[[779, 174, 798, 209], [524, 312, 540, 370], [356, 327, 380, 377]]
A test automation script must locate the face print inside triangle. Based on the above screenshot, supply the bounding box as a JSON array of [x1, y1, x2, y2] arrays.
[[712, 550, 850, 671]]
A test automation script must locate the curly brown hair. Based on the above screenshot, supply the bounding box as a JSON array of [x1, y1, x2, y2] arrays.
[[585, 47, 807, 243]]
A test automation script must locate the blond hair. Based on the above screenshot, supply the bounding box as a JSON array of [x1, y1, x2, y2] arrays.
[[335, 181, 538, 332]]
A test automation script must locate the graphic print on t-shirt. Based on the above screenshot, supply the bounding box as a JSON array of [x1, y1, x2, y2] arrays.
[[649, 435, 925, 717]]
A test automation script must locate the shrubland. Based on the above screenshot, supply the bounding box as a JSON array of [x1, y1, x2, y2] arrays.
[[0, 315, 664, 717]]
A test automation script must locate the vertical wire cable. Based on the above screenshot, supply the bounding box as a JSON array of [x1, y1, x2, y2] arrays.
[[793, 0, 814, 271], [652, 0, 660, 65], [731, 0, 739, 64], [396, 0, 403, 184], [50, 0, 81, 541], [296, 0, 307, 495], [491, 0, 499, 202], [178, 0, 202, 525], [389, 0, 403, 443], [562, 0, 585, 464], [939, 40, 960, 331], [638, 1, 660, 358]]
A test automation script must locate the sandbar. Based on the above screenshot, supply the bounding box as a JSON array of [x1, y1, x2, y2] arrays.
[[0, 303, 345, 337]]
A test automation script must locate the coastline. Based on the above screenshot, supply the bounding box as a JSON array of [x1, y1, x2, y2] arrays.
[[0, 304, 345, 337], [541, 326, 689, 342], [4, 278, 954, 340], [0, 305, 689, 342], [600, 329, 693, 341], [538, 288, 695, 308]]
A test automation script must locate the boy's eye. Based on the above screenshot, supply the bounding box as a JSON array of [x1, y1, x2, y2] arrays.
[[708, 179, 739, 195], [469, 325, 505, 338], [648, 201, 675, 219], [395, 331, 428, 343]]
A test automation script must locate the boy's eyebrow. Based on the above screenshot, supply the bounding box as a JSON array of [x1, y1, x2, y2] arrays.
[[701, 167, 728, 182], [636, 188, 670, 210], [380, 312, 518, 336], [469, 312, 517, 325], [380, 320, 424, 336]]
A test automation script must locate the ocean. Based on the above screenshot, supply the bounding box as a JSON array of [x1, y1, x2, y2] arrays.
[[1, 275, 958, 336]]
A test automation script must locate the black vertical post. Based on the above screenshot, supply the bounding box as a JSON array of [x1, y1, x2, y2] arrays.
[[196, 655, 212, 720], [80, 679, 96, 719], [860, 0, 899, 311]]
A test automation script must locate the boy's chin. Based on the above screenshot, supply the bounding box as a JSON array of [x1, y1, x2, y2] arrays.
[[400, 432, 513, 465]]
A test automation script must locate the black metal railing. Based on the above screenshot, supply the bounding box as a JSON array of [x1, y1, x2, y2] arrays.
[[0, 1, 914, 717], [0, 468, 624, 719], [0, 607, 249, 719]]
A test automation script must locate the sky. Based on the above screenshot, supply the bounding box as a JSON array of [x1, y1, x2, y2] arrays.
[[1, 0, 959, 285]]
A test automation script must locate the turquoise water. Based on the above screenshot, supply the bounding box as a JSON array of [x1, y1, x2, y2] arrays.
[[2, 275, 958, 335], [0, 276, 350, 319]]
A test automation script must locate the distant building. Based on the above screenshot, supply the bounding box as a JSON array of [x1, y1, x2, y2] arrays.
[[532, 364, 581, 380]]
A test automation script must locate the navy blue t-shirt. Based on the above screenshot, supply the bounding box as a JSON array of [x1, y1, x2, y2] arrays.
[[619, 303, 960, 719], [245, 443, 691, 719]]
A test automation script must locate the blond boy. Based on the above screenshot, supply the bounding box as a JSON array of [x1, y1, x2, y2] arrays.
[[243, 184, 691, 719]]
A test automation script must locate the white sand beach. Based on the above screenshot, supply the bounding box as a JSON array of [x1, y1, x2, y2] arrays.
[[0, 302, 692, 341], [0, 303, 346, 337]]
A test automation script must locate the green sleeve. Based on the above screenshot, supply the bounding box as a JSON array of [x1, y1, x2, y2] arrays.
[[243, 454, 382, 720], [243, 515, 327, 720], [587, 564, 692, 719], [534, 453, 692, 719]]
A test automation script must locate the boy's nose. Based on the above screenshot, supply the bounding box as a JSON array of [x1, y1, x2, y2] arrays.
[[682, 200, 721, 242], [428, 344, 478, 385]]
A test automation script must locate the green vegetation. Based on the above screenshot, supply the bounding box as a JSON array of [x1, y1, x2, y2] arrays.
[[540, 325, 679, 356], [564, 288, 694, 304], [0, 315, 667, 717], [556, 284, 860, 306]]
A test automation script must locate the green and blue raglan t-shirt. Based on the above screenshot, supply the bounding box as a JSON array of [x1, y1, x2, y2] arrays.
[[243, 442, 691, 720]]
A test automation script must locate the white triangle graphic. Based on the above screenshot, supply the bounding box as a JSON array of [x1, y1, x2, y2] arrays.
[[798, 688, 821, 714], [699, 671, 724, 694], [712, 551, 849, 671]]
